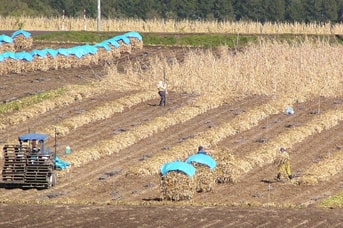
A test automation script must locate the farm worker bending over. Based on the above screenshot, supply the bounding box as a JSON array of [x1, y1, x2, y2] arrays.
[[197, 145, 212, 155], [157, 80, 167, 106], [274, 147, 294, 181]]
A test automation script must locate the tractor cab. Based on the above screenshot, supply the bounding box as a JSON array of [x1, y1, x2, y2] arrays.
[[18, 133, 51, 156]]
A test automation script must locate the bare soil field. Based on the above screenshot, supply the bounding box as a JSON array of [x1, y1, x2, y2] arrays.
[[0, 38, 343, 227]]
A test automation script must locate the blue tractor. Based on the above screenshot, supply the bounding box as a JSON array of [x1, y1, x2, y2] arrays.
[[2, 133, 57, 189]]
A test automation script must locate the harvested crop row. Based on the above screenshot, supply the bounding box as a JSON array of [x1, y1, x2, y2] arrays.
[[224, 105, 343, 184], [130, 97, 296, 176], [61, 94, 229, 170], [0, 68, 139, 131], [43, 90, 157, 136]]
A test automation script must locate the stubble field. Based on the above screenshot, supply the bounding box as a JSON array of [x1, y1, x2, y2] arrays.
[[0, 32, 343, 227]]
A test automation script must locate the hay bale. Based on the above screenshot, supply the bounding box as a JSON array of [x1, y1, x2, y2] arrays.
[[160, 171, 195, 201]]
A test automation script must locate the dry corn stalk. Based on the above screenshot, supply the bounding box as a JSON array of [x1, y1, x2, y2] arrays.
[[160, 171, 195, 201], [191, 163, 215, 192], [13, 35, 33, 50]]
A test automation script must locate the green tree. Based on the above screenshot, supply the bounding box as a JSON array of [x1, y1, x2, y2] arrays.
[[285, 0, 306, 22], [213, 0, 235, 21], [263, 0, 286, 22]]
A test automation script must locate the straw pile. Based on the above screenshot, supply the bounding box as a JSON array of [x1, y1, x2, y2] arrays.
[[13, 34, 33, 50], [160, 171, 195, 201], [191, 162, 215, 192]]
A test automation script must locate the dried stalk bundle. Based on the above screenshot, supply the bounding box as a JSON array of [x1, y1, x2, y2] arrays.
[[22, 60, 35, 72], [58, 55, 72, 69], [213, 151, 238, 184], [0, 62, 10, 75], [96, 48, 113, 63], [129, 38, 143, 50], [68, 55, 80, 68], [273, 152, 290, 168], [191, 163, 215, 192], [0, 43, 15, 52], [117, 40, 132, 54], [160, 171, 195, 201], [46, 56, 59, 70], [109, 45, 121, 58], [13, 35, 33, 50], [32, 57, 49, 71], [8, 59, 24, 73]]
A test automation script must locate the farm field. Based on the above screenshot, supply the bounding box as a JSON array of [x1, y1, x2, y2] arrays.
[[0, 33, 343, 227]]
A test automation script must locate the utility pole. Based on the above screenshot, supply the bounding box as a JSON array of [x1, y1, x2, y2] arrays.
[[97, 0, 101, 32]]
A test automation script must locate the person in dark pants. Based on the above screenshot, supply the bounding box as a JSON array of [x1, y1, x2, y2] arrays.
[[157, 80, 167, 106]]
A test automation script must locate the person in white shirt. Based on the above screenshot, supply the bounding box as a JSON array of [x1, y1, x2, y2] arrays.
[[157, 80, 167, 106]]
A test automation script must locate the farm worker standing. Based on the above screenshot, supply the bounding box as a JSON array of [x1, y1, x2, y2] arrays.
[[157, 80, 167, 106], [274, 147, 294, 181]]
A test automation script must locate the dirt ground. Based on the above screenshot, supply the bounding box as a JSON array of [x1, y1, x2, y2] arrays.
[[0, 35, 343, 227]]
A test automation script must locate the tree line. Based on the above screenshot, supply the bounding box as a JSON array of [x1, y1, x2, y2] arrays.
[[1, 0, 343, 23]]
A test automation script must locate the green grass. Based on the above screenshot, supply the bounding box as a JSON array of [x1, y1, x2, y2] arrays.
[[0, 88, 66, 114], [33, 31, 342, 48], [34, 31, 122, 44], [320, 191, 343, 208], [32, 31, 267, 48]]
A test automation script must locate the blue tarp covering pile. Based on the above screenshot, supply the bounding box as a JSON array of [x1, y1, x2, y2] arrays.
[[186, 154, 217, 170], [0, 30, 142, 63], [124, 31, 143, 41], [0, 34, 13, 43], [55, 155, 71, 170], [160, 160, 196, 177], [11, 30, 32, 38]]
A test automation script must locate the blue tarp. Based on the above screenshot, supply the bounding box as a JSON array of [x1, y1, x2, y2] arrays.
[[103, 38, 120, 48], [1, 51, 16, 60], [57, 48, 71, 56], [124, 31, 143, 41], [12, 30, 31, 38], [55, 155, 71, 170], [160, 161, 196, 177], [15, 51, 34, 61], [45, 48, 58, 57], [113, 35, 131, 45], [31, 49, 48, 58], [186, 154, 217, 170], [0, 34, 14, 43], [94, 42, 112, 51], [69, 44, 98, 58], [19, 133, 49, 142]]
